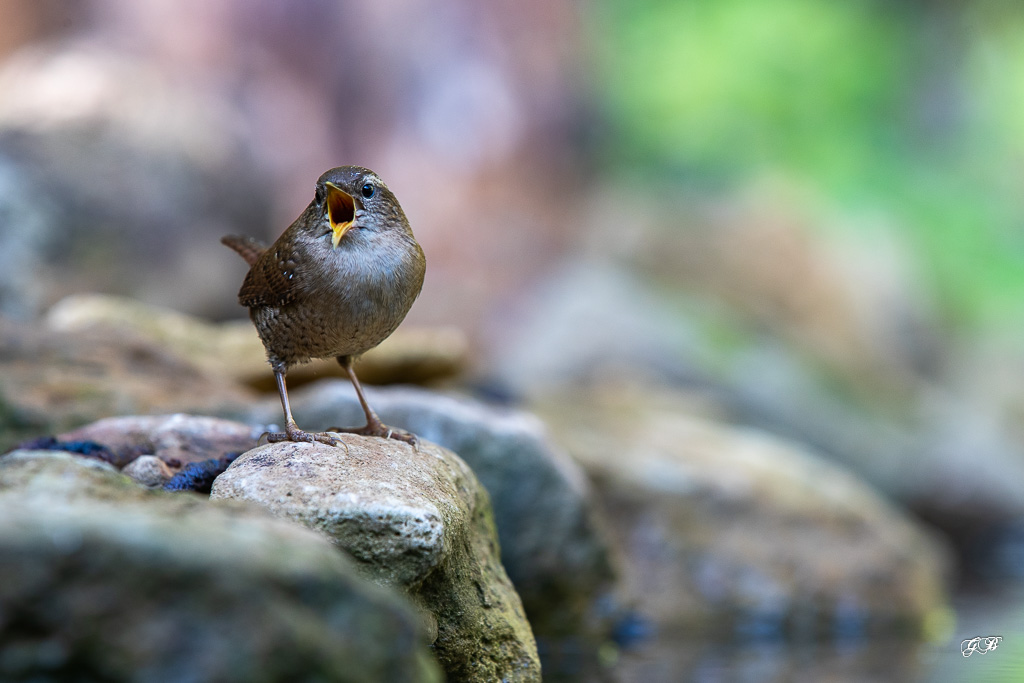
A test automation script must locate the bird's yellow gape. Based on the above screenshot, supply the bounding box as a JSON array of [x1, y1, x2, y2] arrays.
[[326, 182, 355, 248]]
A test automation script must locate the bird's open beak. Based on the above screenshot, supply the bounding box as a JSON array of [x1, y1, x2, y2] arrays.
[[326, 182, 356, 248]]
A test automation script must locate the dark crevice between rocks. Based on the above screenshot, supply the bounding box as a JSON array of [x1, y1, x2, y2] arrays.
[[163, 452, 243, 494]]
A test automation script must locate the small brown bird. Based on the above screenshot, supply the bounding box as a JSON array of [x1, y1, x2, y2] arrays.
[[222, 166, 425, 446]]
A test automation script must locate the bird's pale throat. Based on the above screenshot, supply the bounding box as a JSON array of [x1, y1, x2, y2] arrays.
[[326, 182, 355, 248]]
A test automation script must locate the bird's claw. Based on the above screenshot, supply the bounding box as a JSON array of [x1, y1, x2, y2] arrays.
[[264, 423, 347, 449], [328, 422, 418, 447]]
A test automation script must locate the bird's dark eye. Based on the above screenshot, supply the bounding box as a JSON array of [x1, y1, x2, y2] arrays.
[[361, 183, 375, 199]]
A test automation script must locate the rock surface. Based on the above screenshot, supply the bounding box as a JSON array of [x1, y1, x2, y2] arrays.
[[0, 159, 49, 319], [120, 453, 173, 486], [536, 382, 951, 639], [58, 413, 263, 470], [250, 382, 616, 638], [484, 259, 1024, 582], [0, 449, 441, 683], [211, 437, 542, 683], [0, 316, 255, 451], [47, 293, 468, 389]]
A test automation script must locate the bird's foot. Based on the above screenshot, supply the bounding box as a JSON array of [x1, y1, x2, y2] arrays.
[[263, 422, 345, 448], [328, 422, 418, 447]]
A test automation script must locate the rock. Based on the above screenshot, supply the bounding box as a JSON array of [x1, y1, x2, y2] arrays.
[[483, 259, 1024, 582], [0, 158, 50, 318], [0, 450, 442, 682], [57, 413, 264, 470], [535, 382, 951, 639], [47, 293, 468, 388], [622, 193, 938, 385], [888, 393, 1024, 577], [1, 449, 122, 489], [485, 260, 695, 398], [211, 437, 541, 683], [0, 44, 275, 319], [711, 375, 1024, 583], [249, 382, 616, 639], [120, 454, 172, 487], [46, 294, 263, 383], [0, 317, 255, 452]]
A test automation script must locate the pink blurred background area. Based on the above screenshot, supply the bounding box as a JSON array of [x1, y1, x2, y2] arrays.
[[0, 0, 591, 345]]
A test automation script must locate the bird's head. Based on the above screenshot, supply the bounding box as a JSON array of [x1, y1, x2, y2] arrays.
[[313, 166, 406, 249]]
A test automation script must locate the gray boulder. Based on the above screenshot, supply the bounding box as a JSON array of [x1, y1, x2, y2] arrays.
[[537, 383, 952, 639], [211, 436, 541, 683], [0, 450, 441, 683], [249, 382, 616, 637]]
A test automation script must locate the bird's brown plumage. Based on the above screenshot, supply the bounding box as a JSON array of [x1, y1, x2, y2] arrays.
[[235, 233, 305, 309]]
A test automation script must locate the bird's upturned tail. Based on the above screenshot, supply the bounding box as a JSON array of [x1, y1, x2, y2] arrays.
[[220, 235, 267, 266]]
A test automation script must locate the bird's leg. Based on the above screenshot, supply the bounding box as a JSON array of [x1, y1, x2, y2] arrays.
[[264, 367, 343, 447], [328, 356, 418, 445]]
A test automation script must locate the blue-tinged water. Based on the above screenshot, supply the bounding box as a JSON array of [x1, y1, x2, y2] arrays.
[[543, 585, 1024, 682]]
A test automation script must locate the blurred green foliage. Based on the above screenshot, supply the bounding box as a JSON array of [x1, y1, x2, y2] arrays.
[[592, 0, 1024, 329]]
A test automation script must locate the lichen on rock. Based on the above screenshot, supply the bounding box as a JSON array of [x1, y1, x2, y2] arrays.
[[211, 436, 542, 683]]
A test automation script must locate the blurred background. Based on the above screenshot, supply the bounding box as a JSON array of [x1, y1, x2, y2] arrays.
[[2, 0, 1024, 680]]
